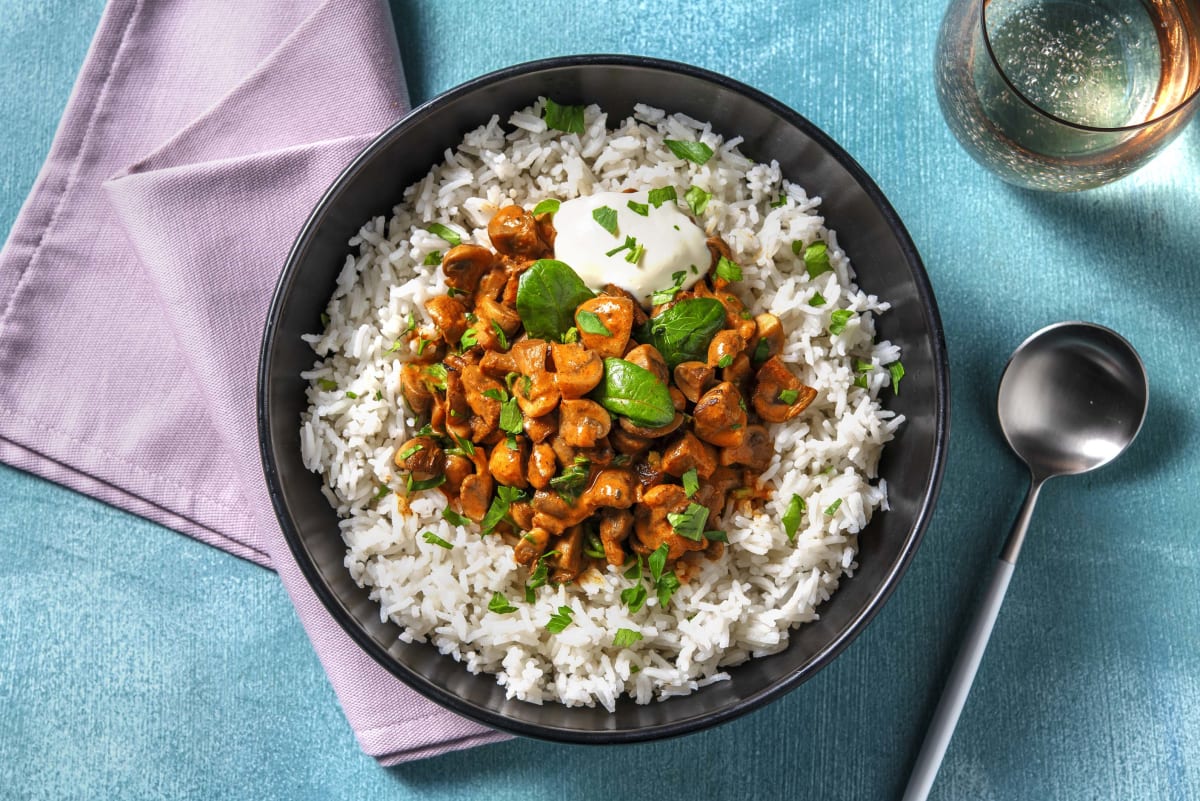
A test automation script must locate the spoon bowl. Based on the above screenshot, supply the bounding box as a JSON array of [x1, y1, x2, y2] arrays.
[[904, 321, 1148, 801], [998, 322, 1149, 479]]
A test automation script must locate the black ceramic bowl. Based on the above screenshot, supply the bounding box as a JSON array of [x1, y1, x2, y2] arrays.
[[259, 55, 949, 743]]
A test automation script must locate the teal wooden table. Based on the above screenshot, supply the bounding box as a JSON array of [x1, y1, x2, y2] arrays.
[[2, 1, 1197, 799]]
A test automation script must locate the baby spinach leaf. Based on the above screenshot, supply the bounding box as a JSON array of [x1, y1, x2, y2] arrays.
[[516, 259, 596, 341], [592, 358, 675, 428], [639, 297, 726, 369]]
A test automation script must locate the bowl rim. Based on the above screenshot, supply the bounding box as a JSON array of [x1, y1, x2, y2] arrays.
[[258, 53, 950, 743]]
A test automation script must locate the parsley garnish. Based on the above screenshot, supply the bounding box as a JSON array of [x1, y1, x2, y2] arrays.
[[605, 235, 637, 258], [667, 503, 709, 541], [684, 185, 711, 216], [800, 241, 832, 278], [829, 309, 854, 336], [441, 507, 471, 526], [621, 554, 648, 612], [423, 251, 442, 266], [532, 198, 560, 215], [560, 326, 579, 344], [460, 327, 479, 350], [421, 531, 453, 549], [546, 605, 575, 633], [704, 529, 728, 543], [778, 388, 799, 404], [627, 200, 649, 216], [584, 532, 606, 559], [491, 320, 508, 350], [576, 310, 611, 336], [543, 99, 585, 134], [345, 391, 359, 399], [809, 292, 827, 307], [550, 457, 590, 502], [593, 205, 618, 235], [426, 223, 461, 246], [374, 390, 383, 401], [752, 338, 771, 365], [488, 592, 518, 614], [480, 485, 527, 535], [665, 139, 714, 165], [320, 312, 330, 327], [715, 256, 742, 283], [499, 397, 523, 435], [650, 271, 688, 306], [770, 194, 787, 208], [889, 361, 905, 394], [647, 186, 677, 208], [681, 468, 699, 498], [373, 485, 391, 501], [407, 474, 446, 492], [482, 388, 507, 402], [656, 571, 681, 609], [717, 354, 733, 369], [782, 494, 805, 542], [397, 442, 423, 461], [317, 378, 337, 391], [613, 628, 643, 648], [424, 363, 448, 390], [824, 499, 843, 516]]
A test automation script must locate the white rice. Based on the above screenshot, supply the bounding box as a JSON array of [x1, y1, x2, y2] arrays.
[[299, 101, 904, 709]]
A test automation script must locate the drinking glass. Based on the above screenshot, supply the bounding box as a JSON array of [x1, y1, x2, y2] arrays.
[[935, 0, 1200, 191]]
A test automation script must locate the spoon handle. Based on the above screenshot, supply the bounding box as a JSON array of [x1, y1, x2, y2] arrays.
[[901, 558, 1015, 801]]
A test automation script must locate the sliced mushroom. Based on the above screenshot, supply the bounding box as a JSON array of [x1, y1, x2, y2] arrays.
[[692, 466, 741, 519], [550, 525, 586, 584], [603, 283, 649, 326], [692, 381, 748, 448], [632, 483, 707, 562], [488, 437, 529, 488], [751, 313, 784, 363], [598, 508, 633, 566], [513, 526, 550, 566], [423, 295, 469, 346], [528, 442, 558, 489], [399, 363, 433, 415], [515, 372, 560, 418], [575, 296, 634, 358], [441, 244, 495, 293], [476, 266, 509, 303], [580, 468, 636, 510], [623, 343, 670, 385], [610, 425, 652, 457], [394, 435, 443, 478], [475, 297, 522, 346], [460, 365, 502, 440], [707, 330, 746, 369], [722, 352, 753, 392], [550, 342, 603, 399], [479, 350, 516, 379], [443, 370, 472, 440], [618, 411, 685, 439], [673, 361, 716, 404], [530, 488, 593, 534], [752, 356, 817, 423], [509, 500, 535, 531], [443, 453, 474, 495], [458, 448, 494, 522], [559, 399, 611, 448], [523, 409, 558, 444], [659, 431, 718, 479], [719, 424, 772, 471], [487, 205, 549, 258]]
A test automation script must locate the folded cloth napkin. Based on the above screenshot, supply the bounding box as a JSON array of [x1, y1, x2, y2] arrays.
[[0, 0, 508, 764]]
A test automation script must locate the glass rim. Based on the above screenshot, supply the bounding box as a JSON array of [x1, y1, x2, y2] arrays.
[[980, 0, 1200, 133]]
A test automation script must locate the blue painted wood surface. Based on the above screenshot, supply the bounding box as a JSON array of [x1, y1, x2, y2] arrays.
[[1, 1, 1197, 798]]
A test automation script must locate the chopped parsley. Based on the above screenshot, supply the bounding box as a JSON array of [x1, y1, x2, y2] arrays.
[[605, 235, 638, 258], [415, 338, 431, 356], [621, 554, 648, 612], [532, 198, 561, 215], [426, 223, 461, 246], [613, 628, 643, 648], [499, 397, 523, 435], [889, 361, 906, 394], [667, 503, 710, 541], [524, 549, 559, 602], [488, 592, 518, 614], [480, 485, 527, 534], [647, 186, 677, 208], [482, 388, 507, 402], [374, 390, 384, 401], [576, 310, 612, 336], [656, 571, 681, 609], [829, 309, 854, 336], [714, 256, 742, 283], [446, 430, 475, 457], [704, 529, 728, 543], [460, 327, 479, 350], [717, 354, 734, 369], [809, 292, 827, 307], [407, 474, 446, 492], [423, 251, 442, 266], [824, 499, 843, 516], [550, 457, 590, 502], [421, 531, 453, 549], [545, 605, 575, 633], [397, 442, 424, 461], [650, 270, 688, 306], [627, 200, 649, 216], [441, 507, 471, 527], [424, 363, 448, 390], [491, 320, 509, 350], [592, 205, 618, 235], [770, 194, 787, 208], [584, 532, 606, 559], [802, 241, 832, 278], [684, 185, 711, 216], [560, 326, 579, 344], [664, 139, 714, 165], [681, 468, 699, 498], [320, 312, 330, 327], [317, 378, 337, 391], [649, 543, 669, 582], [782, 494, 806, 542], [778, 388, 799, 404], [543, 99, 585, 134], [345, 391, 359, 399], [373, 484, 391, 501], [752, 338, 771, 364]]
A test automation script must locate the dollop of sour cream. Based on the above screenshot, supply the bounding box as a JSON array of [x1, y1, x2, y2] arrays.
[[552, 191, 710, 307]]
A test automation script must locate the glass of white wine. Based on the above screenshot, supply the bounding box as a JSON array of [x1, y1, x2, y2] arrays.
[[936, 0, 1200, 191]]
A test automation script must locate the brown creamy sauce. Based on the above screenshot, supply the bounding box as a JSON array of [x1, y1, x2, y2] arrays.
[[394, 204, 816, 586]]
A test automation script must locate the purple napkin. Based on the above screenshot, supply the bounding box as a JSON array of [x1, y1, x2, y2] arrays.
[[0, 0, 508, 764]]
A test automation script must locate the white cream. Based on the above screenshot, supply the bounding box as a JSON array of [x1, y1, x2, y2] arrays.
[[552, 191, 710, 307]]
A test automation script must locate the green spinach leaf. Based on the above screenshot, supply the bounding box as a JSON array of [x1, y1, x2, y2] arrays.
[[592, 358, 675, 428], [639, 298, 726, 369], [516, 260, 596, 341]]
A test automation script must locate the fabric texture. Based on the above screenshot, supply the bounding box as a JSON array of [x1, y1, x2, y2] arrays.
[[0, 0, 506, 764]]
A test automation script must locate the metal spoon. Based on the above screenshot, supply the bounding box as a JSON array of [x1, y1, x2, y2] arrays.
[[902, 321, 1149, 801]]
